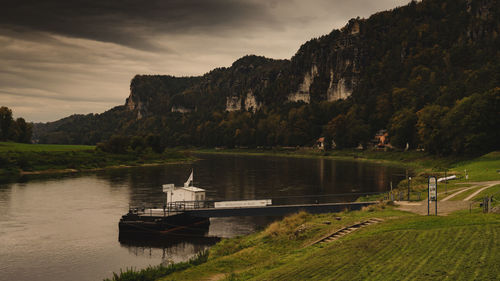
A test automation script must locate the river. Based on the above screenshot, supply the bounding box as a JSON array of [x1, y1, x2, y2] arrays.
[[0, 154, 407, 281]]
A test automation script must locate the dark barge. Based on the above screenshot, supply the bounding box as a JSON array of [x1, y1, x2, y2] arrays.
[[119, 208, 210, 240], [119, 170, 210, 238]]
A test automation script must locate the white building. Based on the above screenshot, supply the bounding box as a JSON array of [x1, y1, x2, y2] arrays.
[[162, 171, 206, 205]]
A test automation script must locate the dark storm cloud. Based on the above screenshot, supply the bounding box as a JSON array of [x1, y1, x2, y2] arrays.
[[0, 0, 410, 122], [0, 0, 276, 51]]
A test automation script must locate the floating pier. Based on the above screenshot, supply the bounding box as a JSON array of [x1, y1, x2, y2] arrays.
[[118, 171, 378, 238]]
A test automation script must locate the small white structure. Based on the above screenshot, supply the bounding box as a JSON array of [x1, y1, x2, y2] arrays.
[[162, 170, 206, 204], [437, 175, 457, 183], [168, 186, 206, 203]]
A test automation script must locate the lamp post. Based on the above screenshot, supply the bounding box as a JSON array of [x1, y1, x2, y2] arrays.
[[444, 169, 447, 195], [408, 176, 412, 201]]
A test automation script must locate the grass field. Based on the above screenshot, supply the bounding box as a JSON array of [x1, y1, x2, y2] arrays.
[[472, 184, 500, 201], [0, 141, 94, 152], [449, 151, 500, 182], [0, 142, 191, 178], [148, 206, 499, 281]]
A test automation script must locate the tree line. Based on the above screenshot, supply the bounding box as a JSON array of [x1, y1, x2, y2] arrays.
[[96, 134, 165, 154], [0, 106, 33, 143]]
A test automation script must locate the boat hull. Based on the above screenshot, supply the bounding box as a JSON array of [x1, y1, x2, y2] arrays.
[[118, 212, 210, 240]]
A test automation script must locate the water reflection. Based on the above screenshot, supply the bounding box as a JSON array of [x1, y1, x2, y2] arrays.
[[120, 235, 220, 264]]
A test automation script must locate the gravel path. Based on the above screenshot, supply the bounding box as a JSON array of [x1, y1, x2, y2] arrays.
[[396, 200, 474, 215], [396, 181, 500, 215], [463, 181, 500, 201]]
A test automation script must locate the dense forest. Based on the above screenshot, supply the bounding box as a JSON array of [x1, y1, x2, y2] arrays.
[[35, 0, 500, 155]]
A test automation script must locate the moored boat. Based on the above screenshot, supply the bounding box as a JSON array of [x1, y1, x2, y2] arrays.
[[118, 171, 210, 238]]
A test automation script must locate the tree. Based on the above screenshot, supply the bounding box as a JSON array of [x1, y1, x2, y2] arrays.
[[389, 108, 417, 149], [0, 106, 13, 140], [146, 134, 164, 153], [130, 136, 145, 152], [97, 135, 130, 154], [15, 118, 33, 143], [441, 88, 500, 154], [325, 109, 370, 149], [416, 105, 449, 154]]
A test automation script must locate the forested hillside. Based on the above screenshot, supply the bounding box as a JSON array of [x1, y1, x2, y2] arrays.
[[35, 0, 500, 155]]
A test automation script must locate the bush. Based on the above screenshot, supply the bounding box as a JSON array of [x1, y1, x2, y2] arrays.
[[104, 250, 209, 281]]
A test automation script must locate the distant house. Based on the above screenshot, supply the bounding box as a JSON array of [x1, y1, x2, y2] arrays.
[[315, 137, 336, 150], [315, 137, 326, 150], [372, 129, 390, 148]]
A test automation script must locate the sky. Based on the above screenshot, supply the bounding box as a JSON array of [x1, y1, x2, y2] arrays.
[[0, 0, 409, 122]]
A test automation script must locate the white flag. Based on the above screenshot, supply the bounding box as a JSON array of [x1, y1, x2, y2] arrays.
[[184, 170, 193, 187]]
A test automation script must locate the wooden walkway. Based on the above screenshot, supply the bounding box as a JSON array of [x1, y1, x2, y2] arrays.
[[136, 202, 378, 219], [184, 202, 377, 218]]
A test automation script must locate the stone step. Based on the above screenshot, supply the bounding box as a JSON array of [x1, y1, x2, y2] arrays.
[[311, 218, 384, 246]]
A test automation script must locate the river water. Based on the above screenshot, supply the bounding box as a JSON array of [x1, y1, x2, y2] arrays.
[[0, 154, 407, 281]]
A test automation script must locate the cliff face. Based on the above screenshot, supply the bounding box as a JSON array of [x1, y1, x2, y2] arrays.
[[286, 19, 362, 104], [125, 75, 201, 119], [124, 19, 365, 119], [123, 0, 498, 119]]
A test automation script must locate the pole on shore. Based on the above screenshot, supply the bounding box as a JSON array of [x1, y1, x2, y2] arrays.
[[444, 170, 448, 194], [427, 183, 430, 216], [406, 169, 410, 201], [435, 184, 438, 216]]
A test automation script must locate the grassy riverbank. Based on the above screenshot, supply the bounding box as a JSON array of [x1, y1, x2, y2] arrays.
[[0, 142, 193, 177], [102, 149, 499, 280], [107, 204, 500, 281]]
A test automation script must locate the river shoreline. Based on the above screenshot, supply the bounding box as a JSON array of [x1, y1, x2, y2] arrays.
[[0, 142, 195, 179], [17, 160, 195, 176]]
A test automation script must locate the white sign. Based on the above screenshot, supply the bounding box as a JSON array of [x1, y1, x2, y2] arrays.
[[214, 199, 272, 208], [162, 184, 175, 192], [429, 177, 437, 201]]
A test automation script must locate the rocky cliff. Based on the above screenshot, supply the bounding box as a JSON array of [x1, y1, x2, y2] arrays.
[[126, 0, 499, 119], [123, 17, 366, 119]]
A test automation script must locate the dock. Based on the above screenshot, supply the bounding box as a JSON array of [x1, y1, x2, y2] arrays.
[[119, 172, 380, 237], [183, 201, 376, 217]]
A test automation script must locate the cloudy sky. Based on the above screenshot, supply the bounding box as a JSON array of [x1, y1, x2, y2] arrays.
[[0, 0, 409, 122]]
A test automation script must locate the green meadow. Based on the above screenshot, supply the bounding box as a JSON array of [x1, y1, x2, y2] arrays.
[[0, 141, 94, 152], [107, 204, 500, 281], [0, 142, 191, 177]]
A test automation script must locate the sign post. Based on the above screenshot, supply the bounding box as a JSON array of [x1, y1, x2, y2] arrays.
[[428, 176, 437, 216]]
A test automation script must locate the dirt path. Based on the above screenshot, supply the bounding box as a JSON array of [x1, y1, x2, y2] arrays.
[[441, 181, 500, 201], [396, 181, 500, 215], [441, 186, 478, 201], [396, 200, 474, 215], [463, 181, 500, 201]]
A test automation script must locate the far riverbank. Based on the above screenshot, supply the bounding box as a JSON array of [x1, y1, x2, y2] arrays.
[[0, 142, 194, 179]]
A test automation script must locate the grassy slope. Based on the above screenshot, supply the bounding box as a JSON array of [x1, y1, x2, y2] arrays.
[[0, 142, 191, 176], [0, 142, 94, 152], [472, 184, 500, 201], [449, 151, 500, 182], [159, 207, 500, 281]]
